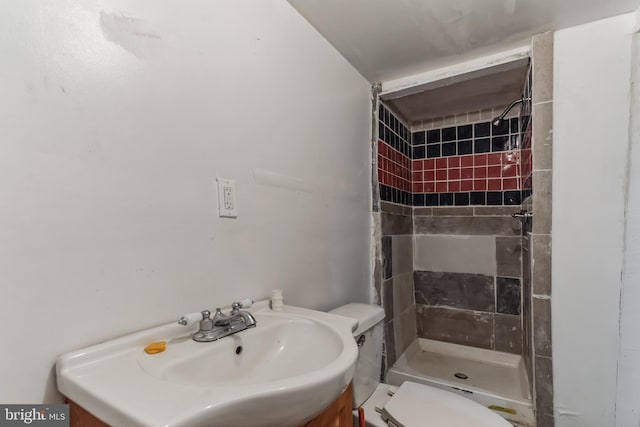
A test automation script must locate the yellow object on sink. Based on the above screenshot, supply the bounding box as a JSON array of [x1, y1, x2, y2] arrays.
[[144, 341, 166, 354]]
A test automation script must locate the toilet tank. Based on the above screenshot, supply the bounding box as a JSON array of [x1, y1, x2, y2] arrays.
[[329, 303, 385, 408]]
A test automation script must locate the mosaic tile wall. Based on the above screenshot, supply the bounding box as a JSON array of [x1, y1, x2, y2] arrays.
[[377, 104, 531, 207]]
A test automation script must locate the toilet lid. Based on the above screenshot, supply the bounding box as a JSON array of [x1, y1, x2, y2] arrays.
[[380, 382, 513, 427]]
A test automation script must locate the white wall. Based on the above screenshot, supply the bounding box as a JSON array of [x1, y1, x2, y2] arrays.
[[0, 0, 372, 403], [553, 13, 635, 427], [616, 10, 640, 427]]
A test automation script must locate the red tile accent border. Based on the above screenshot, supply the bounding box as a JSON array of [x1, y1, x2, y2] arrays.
[[411, 149, 522, 193], [378, 140, 411, 192], [379, 140, 523, 194]]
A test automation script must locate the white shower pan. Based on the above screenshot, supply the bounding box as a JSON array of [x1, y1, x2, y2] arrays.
[[387, 338, 534, 427]]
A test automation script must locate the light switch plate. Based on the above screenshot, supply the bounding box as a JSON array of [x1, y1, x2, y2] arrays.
[[216, 177, 237, 218]]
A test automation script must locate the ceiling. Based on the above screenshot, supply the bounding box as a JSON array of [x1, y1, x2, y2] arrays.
[[386, 64, 528, 123], [287, 0, 640, 82]]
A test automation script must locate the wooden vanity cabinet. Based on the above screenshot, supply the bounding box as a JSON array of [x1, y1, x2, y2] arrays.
[[67, 383, 353, 427], [300, 383, 353, 427], [67, 400, 107, 427]]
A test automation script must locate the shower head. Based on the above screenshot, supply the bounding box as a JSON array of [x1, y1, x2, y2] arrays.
[[492, 117, 504, 127], [491, 97, 531, 127]]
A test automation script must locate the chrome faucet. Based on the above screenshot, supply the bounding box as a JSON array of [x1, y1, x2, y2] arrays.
[[186, 300, 257, 343]]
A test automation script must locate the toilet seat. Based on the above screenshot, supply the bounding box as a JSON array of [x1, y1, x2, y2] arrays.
[[379, 382, 512, 427]]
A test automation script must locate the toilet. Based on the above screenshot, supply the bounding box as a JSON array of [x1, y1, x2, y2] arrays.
[[329, 303, 513, 427]]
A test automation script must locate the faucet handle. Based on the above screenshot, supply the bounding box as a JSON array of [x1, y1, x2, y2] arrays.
[[178, 312, 204, 326], [199, 310, 213, 332], [231, 299, 254, 313], [234, 299, 254, 309]]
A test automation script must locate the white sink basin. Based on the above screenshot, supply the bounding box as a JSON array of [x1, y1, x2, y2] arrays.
[[57, 302, 358, 427]]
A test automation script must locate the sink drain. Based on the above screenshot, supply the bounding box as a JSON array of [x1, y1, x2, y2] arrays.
[[454, 372, 468, 380], [235, 346, 243, 355]]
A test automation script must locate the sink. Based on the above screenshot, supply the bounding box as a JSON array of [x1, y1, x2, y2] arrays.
[[57, 301, 358, 427], [140, 316, 345, 387]]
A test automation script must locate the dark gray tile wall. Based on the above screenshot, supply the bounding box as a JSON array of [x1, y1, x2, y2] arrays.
[[414, 216, 521, 236], [381, 212, 413, 235], [495, 314, 523, 354], [533, 298, 552, 357], [378, 201, 416, 369], [416, 306, 495, 349], [474, 206, 523, 216], [382, 236, 392, 279], [378, 202, 526, 364], [532, 234, 552, 295], [382, 278, 394, 321], [522, 233, 533, 384], [496, 277, 522, 315], [535, 355, 554, 424], [414, 271, 495, 311], [496, 236, 522, 277], [413, 206, 523, 355], [527, 32, 554, 426]]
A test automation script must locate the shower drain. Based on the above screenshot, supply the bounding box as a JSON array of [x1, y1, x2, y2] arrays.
[[454, 372, 469, 380]]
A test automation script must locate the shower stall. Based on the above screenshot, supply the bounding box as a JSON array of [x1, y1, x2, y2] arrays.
[[372, 33, 554, 427]]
